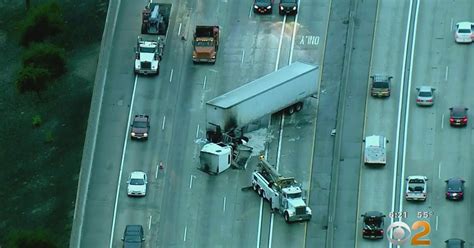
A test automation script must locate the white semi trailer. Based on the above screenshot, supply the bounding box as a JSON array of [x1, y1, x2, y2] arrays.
[[205, 61, 319, 142]]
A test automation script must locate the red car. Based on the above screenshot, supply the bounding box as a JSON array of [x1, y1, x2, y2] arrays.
[[449, 106, 468, 126]]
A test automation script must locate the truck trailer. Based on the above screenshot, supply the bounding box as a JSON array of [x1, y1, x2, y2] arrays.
[[363, 135, 388, 165], [251, 155, 312, 223], [192, 25, 219, 64], [205, 62, 319, 142]]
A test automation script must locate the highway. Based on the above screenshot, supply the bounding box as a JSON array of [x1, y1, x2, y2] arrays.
[[355, 0, 473, 247]]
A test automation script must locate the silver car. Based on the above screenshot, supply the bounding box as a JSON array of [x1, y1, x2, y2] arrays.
[[416, 86, 435, 106]]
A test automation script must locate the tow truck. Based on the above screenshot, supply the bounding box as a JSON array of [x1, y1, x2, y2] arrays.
[[251, 155, 312, 223]]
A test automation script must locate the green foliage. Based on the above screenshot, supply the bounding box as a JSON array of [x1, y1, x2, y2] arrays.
[[32, 114, 42, 127], [19, 1, 65, 46], [6, 229, 58, 248], [45, 130, 54, 143], [22, 43, 66, 78], [16, 66, 51, 95]]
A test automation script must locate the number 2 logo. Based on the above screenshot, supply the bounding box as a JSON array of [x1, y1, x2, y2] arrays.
[[386, 220, 431, 246]]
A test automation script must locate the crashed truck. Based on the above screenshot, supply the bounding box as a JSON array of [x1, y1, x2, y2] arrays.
[[141, 1, 170, 35], [252, 155, 312, 223], [199, 62, 319, 174]]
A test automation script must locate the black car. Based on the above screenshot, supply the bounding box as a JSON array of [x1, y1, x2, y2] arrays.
[[122, 225, 144, 248], [279, 0, 298, 15], [253, 0, 273, 14], [361, 211, 385, 239], [130, 114, 150, 140], [449, 106, 468, 126], [445, 178, 465, 200], [446, 238, 465, 248]]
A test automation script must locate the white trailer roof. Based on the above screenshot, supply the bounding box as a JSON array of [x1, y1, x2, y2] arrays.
[[201, 143, 231, 155], [207, 62, 318, 109]]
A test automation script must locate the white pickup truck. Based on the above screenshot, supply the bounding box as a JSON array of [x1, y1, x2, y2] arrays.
[[405, 176, 428, 201], [363, 135, 388, 165]]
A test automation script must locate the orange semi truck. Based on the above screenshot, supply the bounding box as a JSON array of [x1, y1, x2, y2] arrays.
[[192, 25, 219, 64]]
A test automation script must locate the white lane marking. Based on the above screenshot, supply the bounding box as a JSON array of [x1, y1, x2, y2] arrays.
[[178, 23, 182, 36], [390, 0, 415, 245], [435, 215, 439, 230], [450, 18, 453, 32], [268, 213, 275, 247], [170, 69, 174, 83], [276, 115, 285, 171], [155, 164, 159, 179], [396, 2, 420, 248], [196, 124, 200, 138], [288, 0, 301, 64], [183, 226, 187, 242], [203, 75, 207, 90], [162, 116, 166, 130], [441, 114, 444, 129], [445, 66, 448, 81], [223, 197, 226, 212], [189, 175, 194, 189], [148, 215, 152, 230], [248, 5, 253, 18], [109, 74, 139, 248], [274, 15, 287, 71], [256, 198, 263, 248], [241, 49, 245, 64], [438, 162, 441, 179]]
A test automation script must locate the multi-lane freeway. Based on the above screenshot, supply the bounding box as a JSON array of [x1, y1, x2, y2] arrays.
[[68, 0, 474, 247]]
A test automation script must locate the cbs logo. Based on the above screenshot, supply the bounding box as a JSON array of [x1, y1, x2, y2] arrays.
[[386, 220, 431, 246]]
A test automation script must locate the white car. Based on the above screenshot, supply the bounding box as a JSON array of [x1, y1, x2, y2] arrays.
[[127, 171, 148, 196], [405, 175, 428, 201], [416, 86, 435, 106], [455, 22, 474, 43]]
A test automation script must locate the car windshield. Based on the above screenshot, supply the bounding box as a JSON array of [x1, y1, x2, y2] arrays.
[[287, 192, 302, 199], [373, 82, 389, 88], [140, 47, 155, 53], [419, 91, 432, 97], [452, 110, 466, 118], [256, 0, 271, 3], [364, 217, 382, 226], [124, 234, 141, 243], [130, 178, 145, 185], [458, 28, 471, 34], [195, 40, 213, 47], [134, 121, 147, 128]]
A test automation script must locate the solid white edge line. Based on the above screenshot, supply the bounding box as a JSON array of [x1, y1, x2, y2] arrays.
[[203, 75, 207, 90], [397, 0, 421, 246], [276, 115, 285, 171], [178, 23, 182, 36], [268, 213, 274, 247], [389, 0, 415, 247], [162, 116, 166, 130], [109, 75, 139, 248], [288, 0, 301, 64], [274, 15, 287, 71], [170, 69, 174, 83]]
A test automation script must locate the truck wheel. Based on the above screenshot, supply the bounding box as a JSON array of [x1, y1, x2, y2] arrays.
[[262, 191, 267, 201], [252, 183, 258, 191], [284, 212, 290, 223], [258, 188, 263, 196], [286, 106, 295, 115], [295, 102, 303, 112]]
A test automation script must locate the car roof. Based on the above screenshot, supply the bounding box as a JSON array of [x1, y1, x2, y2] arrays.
[[447, 178, 463, 185], [134, 115, 149, 121], [418, 86, 433, 92], [457, 22, 473, 29], [407, 175, 426, 180], [130, 171, 146, 178], [125, 225, 143, 233], [371, 74, 391, 82]]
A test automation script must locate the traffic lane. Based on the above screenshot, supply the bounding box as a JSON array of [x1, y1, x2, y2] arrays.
[[286, 0, 329, 65], [78, 0, 147, 246]]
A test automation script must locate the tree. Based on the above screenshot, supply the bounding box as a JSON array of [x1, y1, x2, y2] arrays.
[[22, 43, 66, 78], [6, 229, 57, 248], [16, 66, 52, 98], [19, 1, 65, 46]]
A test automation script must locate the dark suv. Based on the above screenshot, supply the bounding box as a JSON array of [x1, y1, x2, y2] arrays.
[[361, 211, 385, 239], [122, 225, 144, 248], [370, 74, 392, 97], [130, 114, 150, 140], [279, 0, 298, 15], [445, 178, 465, 200], [253, 0, 273, 14]]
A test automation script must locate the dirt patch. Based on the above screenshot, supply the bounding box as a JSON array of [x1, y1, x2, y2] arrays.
[[0, 0, 106, 246]]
